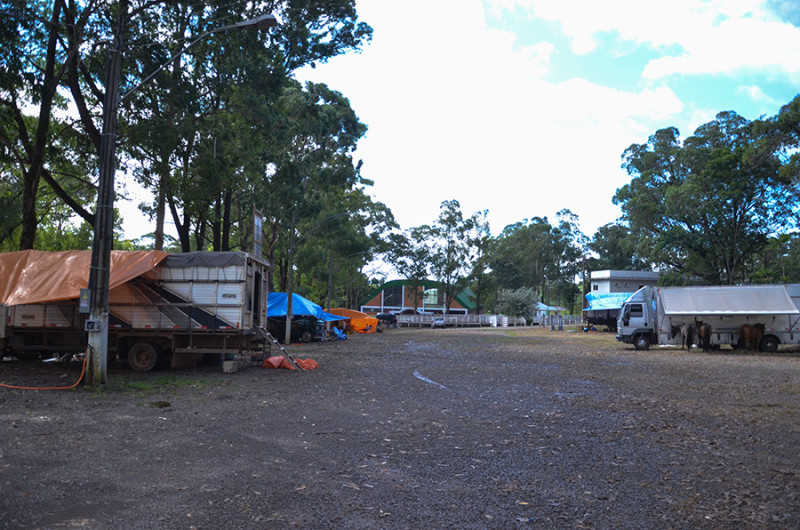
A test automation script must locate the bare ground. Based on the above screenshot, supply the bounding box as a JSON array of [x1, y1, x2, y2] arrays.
[[2, 327, 800, 529]]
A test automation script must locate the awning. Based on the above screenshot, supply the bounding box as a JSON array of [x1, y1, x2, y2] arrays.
[[660, 285, 800, 315]]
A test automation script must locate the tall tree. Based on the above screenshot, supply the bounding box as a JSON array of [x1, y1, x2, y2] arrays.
[[424, 200, 476, 314], [386, 228, 431, 312], [616, 112, 791, 284], [1, 0, 373, 253], [587, 223, 648, 271]]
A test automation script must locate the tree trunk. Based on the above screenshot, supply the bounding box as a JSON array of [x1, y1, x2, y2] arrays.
[[154, 168, 167, 250], [222, 188, 232, 251], [212, 194, 221, 251], [19, 0, 64, 249]]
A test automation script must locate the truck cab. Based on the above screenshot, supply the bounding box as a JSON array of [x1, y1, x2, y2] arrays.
[[616, 287, 657, 350]]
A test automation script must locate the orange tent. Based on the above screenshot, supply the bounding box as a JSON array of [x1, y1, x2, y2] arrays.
[[328, 308, 379, 334], [0, 250, 169, 306]]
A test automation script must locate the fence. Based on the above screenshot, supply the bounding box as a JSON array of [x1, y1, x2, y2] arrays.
[[396, 314, 580, 328]]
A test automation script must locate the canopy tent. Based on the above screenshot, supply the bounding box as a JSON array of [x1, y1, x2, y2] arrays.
[[267, 293, 347, 322], [533, 301, 563, 317], [328, 308, 378, 334], [0, 250, 169, 306]]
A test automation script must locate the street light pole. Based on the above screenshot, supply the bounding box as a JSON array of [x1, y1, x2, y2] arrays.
[[85, 10, 278, 385]]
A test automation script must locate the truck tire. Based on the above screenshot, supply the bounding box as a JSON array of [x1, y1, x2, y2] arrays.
[[633, 334, 651, 351], [128, 342, 158, 372], [760, 335, 779, 353], [300, 329, 313, 343]]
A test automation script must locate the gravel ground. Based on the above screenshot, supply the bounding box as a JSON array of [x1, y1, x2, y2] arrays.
[[2, 326, 800, 529]]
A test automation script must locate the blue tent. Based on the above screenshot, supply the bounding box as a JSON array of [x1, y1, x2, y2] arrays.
[[267, 293, 347, 322]]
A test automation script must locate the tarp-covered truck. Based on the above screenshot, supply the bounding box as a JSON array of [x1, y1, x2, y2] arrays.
[[616, 285, 800, 352], [0, 250, 269, 371]]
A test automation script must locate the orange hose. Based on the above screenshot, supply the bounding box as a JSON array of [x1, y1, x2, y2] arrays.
[[0, 355, 86, 390]]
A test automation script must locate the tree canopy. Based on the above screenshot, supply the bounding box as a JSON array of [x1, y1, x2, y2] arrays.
[[615, 110, 796, 284]]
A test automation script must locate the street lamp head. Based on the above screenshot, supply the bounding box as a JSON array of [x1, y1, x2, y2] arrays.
[[234, 14, 279, 30]]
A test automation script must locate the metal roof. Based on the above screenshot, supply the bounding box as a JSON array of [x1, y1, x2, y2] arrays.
[[660, 285, 800, 315]]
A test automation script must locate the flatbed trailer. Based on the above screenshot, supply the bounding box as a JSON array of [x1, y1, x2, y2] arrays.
[[0, 250, 270, 371]]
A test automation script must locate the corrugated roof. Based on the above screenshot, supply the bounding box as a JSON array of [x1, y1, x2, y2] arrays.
[[660, 285, 799, 315]]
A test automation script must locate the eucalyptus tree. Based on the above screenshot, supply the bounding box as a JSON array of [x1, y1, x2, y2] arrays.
[[616, 111, 792, 284], [0, 0, 100, 249], [586, 223, 648, 272], [754, 95, 800, 229], [422, 200, 478, 315], [121, 1, 372, 251], [491, 218, 558, 296], [466, 209, 494, 314], [385, 227, 432, 312], [490, 210, 584, 307], [260, 80, 369, 293], [291, 187, 395, 309], [1, 0, 372, 252]]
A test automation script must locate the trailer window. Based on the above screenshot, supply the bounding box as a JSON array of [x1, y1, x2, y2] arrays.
[[629, 303, 643, 318]]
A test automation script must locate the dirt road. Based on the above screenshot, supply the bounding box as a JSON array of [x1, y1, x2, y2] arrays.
[[2, 327, 799, 528]]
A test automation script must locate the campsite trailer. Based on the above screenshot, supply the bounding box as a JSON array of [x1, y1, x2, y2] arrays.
[[583, 292, 633, 331], [0, 250, 269, 371], [616, 285, 800, 351]]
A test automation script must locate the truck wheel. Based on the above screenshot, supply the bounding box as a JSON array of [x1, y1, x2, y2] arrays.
[[760, 335, 779, 353], [300, 330, 313, 343], [633, 334, 651, 351], [128, 343, 158, 372]]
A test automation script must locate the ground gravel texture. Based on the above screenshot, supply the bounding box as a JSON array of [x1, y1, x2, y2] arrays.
[[2, 326, 800, 529]]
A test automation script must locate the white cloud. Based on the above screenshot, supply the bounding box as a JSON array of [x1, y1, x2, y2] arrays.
[[489, 0, 800, 79], [737, 84, 780, 105], [296, 0, 692, 237], [295, 0, 797, 241]]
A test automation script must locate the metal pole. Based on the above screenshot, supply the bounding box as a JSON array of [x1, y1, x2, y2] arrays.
[[86, 0, 127, 385], [284, 210, 297, 344], [85, 9, 277, 385]]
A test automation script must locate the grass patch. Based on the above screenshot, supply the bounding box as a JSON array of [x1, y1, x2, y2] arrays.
[[89, 374, 217, 394], [126, 375, 212, 392]]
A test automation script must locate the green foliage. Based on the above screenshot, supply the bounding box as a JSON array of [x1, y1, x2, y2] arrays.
[[490, 210, 583, 308], [0, 0, 374, 259], [616, 111, 795, 284], [587, 223, 648, 271], [496, 287, 537, 320]]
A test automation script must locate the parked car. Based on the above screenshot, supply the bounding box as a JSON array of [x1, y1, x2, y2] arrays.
[[376, 313, 398, 328], [267, 316, 325, 343], [431, 316, 446, 329]]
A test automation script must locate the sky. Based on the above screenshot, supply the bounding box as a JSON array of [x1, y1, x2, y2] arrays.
[[290, 0, 800, 239]]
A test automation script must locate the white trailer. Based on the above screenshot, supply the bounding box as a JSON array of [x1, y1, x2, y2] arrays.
[[0, 250, 269, 371], [616, 285, 800, 352]]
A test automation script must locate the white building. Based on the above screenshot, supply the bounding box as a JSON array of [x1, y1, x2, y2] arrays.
[[589, 270, 660, 294]]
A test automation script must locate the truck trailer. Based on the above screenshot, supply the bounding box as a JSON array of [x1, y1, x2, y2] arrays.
[[616, 285, 800, 352], [0, 250, 270, 371]]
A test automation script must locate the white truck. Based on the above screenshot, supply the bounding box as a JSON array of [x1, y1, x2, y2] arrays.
[[616, 284, 800, 352], [0, 250, 270, 371]]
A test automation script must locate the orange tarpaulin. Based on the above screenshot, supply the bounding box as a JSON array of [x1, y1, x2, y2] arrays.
[[262, 356, 319, 370], [328, 308, 379, 334], [0, 250, 169, 306]]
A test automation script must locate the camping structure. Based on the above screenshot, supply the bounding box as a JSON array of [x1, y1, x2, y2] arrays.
[[267, 293, 346, 321], [266, 293, 347, 343], [583, 292, 633, 331], [328, 308, 378, 334]]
